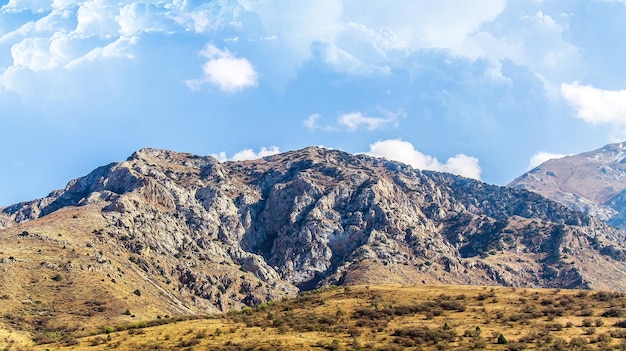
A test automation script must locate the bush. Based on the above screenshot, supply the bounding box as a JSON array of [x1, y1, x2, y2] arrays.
[[602, 308, 623, 318], [392, 326, 456, 345], [497, 334, 508, 344], [133, 289, 141, 297]]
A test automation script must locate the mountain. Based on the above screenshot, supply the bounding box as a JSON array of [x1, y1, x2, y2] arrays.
[[509, 141, 626, 229], [3, 147, 626, 339]]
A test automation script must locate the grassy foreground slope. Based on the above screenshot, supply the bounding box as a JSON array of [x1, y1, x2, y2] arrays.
[[13, 284, 626, 351]]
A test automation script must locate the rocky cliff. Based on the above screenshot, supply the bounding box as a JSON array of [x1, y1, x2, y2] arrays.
[[2, 147, 626, 328]]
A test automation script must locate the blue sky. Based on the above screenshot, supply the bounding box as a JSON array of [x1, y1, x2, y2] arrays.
[[1, 0, 626, 206]]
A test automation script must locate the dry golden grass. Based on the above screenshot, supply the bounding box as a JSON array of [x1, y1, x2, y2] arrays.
[[5, 284, 624, 351], [0, 206, 200, 350]]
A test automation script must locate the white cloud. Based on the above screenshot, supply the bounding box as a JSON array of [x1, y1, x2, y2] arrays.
[[366, 139, 481, 180], [338, 111, 401, 131], [211, 146, 281, 162], [303, 113, 339, 132], [561, 82, 626, 125], [65, 35, 138, 68], [528, 151, 568, 170], [11, 37, 56, 71], [117, 2, 174, 36], [186, 44, 258, 93], [0, 0, 584, 99], [238, 0, 342, 83], [459, 10, 580, 88], [239, 0, 508, 79], [304, 114, 321, 131], [1, 0, 50, 13], [304, 110, 403, 132], [72, 0, 120, 39], [341, 1, 505, 52], [444, 154, 483, 180]]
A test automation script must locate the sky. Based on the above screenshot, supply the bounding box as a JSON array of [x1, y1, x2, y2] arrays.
[[1, 0, 626, 206]]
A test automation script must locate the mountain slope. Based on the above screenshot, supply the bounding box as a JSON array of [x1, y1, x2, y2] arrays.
[[3, 147, 626, 340], [509, 141, 626, 229]]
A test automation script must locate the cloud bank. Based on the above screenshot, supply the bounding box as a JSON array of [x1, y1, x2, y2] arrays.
[[366, 139, 482, 180], [212, 146, 281, 162]]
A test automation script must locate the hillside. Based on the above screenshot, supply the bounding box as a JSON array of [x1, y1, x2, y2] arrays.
[[3, 147, 626, 344], [509, 141, 626, 229], [29, 285, 626, 350]]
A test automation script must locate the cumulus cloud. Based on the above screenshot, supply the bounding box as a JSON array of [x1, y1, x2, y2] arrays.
[[0, 0, 583, 98], [117, 2, 175, 36], [238, 0, 342, 83], [366, 139, 482, 180], [528, 151, 569, 170], [239, 0, 509, 79], [186, 44, 258, 93], [561, 82, 626, 125], [211, 146, 281, 162], [71, 0, 120, 39], [11, 36, 60, 71]]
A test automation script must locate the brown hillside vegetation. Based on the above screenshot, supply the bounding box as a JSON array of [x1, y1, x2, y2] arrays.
[[7, 284, 626, 350]]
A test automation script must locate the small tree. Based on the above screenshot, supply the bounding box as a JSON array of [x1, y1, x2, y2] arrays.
[[497, 333, 508, 344], [133, 289, 141, 297]]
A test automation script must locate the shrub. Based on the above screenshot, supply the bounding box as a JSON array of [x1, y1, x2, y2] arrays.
[[602, 308, 623, 318], [497, 334, 508, 344], [579, 309, 594, 317], [392, 326, 456, 345], [133, 289, 141, 297]]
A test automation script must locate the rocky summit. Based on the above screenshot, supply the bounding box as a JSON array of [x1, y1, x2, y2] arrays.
[[2, 147, 626, 329], [509, 141, 626, 229]]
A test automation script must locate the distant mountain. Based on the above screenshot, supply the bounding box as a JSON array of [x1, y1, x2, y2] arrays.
[[509, 141, 626, 229], [3, 147, 626, 336]]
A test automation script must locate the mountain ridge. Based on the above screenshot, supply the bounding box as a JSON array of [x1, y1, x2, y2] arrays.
[[509, 141, 626, 228], [3, 146, 626, 339]]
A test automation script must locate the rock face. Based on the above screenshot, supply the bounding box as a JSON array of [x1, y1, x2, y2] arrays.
[[509, 141, 626, 229], [3, 146, 626, 318]]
